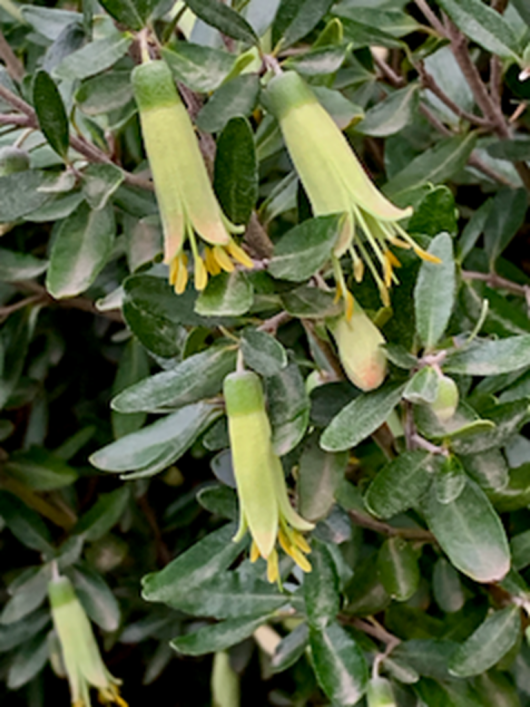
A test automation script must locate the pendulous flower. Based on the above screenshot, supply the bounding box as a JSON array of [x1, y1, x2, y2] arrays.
[[48, 572, 127, 707], [266, 71, 440, 312], [223, 370, 314, 583], [131, 59, 253, 294]]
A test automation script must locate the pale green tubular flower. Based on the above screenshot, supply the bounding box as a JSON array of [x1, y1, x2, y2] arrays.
[[266, 71, 440, 313], [48, 573, 127, 707], [223, 370, 314, 583], [131, 59, 252, 294]]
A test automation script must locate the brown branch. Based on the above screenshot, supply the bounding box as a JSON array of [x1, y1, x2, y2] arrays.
[[417, 61, 490, 128], [137, 493, 171, 566], [0, 294, 44, 320], [413, 0, 447, 36], [344, 616, 401, 650], [348, 508, 435, 542], [12, 281, 124, 322], [461, 269, 530, 297], [0, 30, 24, 81]]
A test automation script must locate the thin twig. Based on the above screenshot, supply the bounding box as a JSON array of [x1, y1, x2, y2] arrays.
[[372, 52, 405, 88], [413, 0, 447, 36], [12, 281, 124, 322], [0, 29, 23, 81], [417, 61, 490, 127], [461, 270, 530, 297], [0, 294, 44, 319], [348, 509, 435, 542], [258, 311, 291, 335], [343, 616, 401, 650]]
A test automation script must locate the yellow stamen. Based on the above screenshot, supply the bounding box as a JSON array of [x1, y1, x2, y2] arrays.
[[386, 249, 401, 268], [383, 254, 393, 289], [194, 255, 208, 291], [227, 239, 254, 269], [388, 236, 412, 250], [250, 540, 260, 563], [267, 549, 279, 583], [353, 257, 364, 283], [344, 288, 354, 321], [290, 546, 312, 572], [213, 245, 235, 273], [204, 247, 222, 276], [169, 256, 179, 286], [413, 245, 442, 264], [174, 253, 189, 294], [292, 530, 311, 554]]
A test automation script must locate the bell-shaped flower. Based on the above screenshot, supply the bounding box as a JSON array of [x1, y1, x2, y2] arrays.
[[223, 370, 314, 583], [266, 71, 440, 311], [48, 572, 127, 707], [132, 59, 253, 294]]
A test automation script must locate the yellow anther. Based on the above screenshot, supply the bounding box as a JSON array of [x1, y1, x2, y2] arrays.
[[267, 549, 279, 583], [413, 245, 442, 264], [227, 239, 254, 269], [204, 246, 221, 276], [292, 530, 311, 554], [174, 253, 189, 294], [194, 255, 208, 291], [250, 540, 260, 563], [213, 245, 235, 273]]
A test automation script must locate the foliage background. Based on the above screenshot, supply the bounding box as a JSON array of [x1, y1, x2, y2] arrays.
[[2, 0, 530, 705]]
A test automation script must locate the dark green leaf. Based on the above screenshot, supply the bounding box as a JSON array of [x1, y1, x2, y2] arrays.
[[196, 74, 260, 134], [171, 614, 269, 656], [0, 609, 50, 653], [422, 478, 510, 583], [54, 33, 133, 81], [32, 70, 69, 159], [321, 382, 405, 452], [449, 607, 521, 677], [214, 117, 258, 225], [309, 621, 368, 706], [240, 328, 288, 377], [436, 0, 521, 59], [298, 432, 348, 522], [0, 492, 53, 554], [195, 271, 253, 317], [0, 309, 33, 411], [196, 485, 238, 520], [161, 44, 234, 93], [111, 346, 236, 413], [185, 0, 258, 45], [268, 215, 342, 282], [70, 565, 120, 632], [46, 202, 116, 299], [283, 46, 348, 76], [432, 558, 465, 614], [378, 537, 420, 602], [75, 70, 133, 115], [7, 632, 49, 689], [304, 539, 340, 629], [0, 249, 48, 282], [272, 0, 334, 49], [0, 171, 51, 221], [408, 186, 458, 238], [97, 0, 156, 30], [484, 188, 527, 268], [271, 623, 309, 673], [281, 285, 340, 319], [1, 567, 50, 625], [73, 487, 130, 542], [444, 335, 530, 376], [82, 163, 124, 211], [4, 447, 77, 490], [266, 360, 310, 456], [356, 85, 419, 137], [111, 337, 150, 439]]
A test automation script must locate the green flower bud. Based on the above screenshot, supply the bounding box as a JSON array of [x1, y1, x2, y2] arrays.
[[430, 374, 459, 422], [211, 651, 240, 707], [224, 370, 314, 583], [367, 677, 396, 707], [0, 146, 30, 176], [327, 301, 387, 391]]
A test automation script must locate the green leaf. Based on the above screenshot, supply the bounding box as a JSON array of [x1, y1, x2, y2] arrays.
[[312, 86, 364, 130], [450, 399, 530, 455], [1, 566, 50, 625], [283, 46, 348, 76], [436, 0, 521, 59], [414, 232, 455, 350], [111, 346, 237, 413], [444, 335, 530, 376], [7, 632, 49, 689], [384, 134, 477, 199], [157, 571, 288, 620], [111, 337, 150, 439], [82, 163, 124, 211], [75, 70, 133, 115], [487, 464, 530, 512], [0, 309, 33, 411], [422, 478, 510, 583], [511, 529, 530, 570], [449, 607, 521, 677], [196, 74, 260, 134], [32, 70, 69, 159], [432, 558, 465, 614], [281, 285, 340, 319], [403, 366, 440, 405], [271, 623, 309, 673], [334, 7, 419, 37], [185, 0, 258, 45], [298, 433, 348, 522], [20, 7, 82, 40], [0, 609, 50, 653], [97, 0, 156, 30], [73, 487, 130, 542], [320, 382, 405, 452], [0, 491, 53, 554], [70, 564, 120, 632], [161, 44, 234, 93], [90, 402, 221, 473], [214, 117, 258, 226], [46, 202, 116, 299], [171, 613, 269, 656], [378, 537, 420, 602], [408, 186, 458, 238], [142, 524, 245, 604], [0, 248, 48, 281], [309, 621, 368, 706], [266, 360, 310, 456], [434, 455, 466, 504], [240, 328, 288, 377], [364, 450, 432, 519], [4, 447, 77, 490], [196, 484, 237, 520], [356, 85, 419, 137], [268, 215, 342, 282], [0, 171, 51, 221], [484, 188, 527, 268], [54, 33, 133, 81], [272, 0, 334, 49], [195, 271, 253, 317], [459, 450, 508, 492], [304, 539, 340, 629], [486, 138, 530, 162]]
